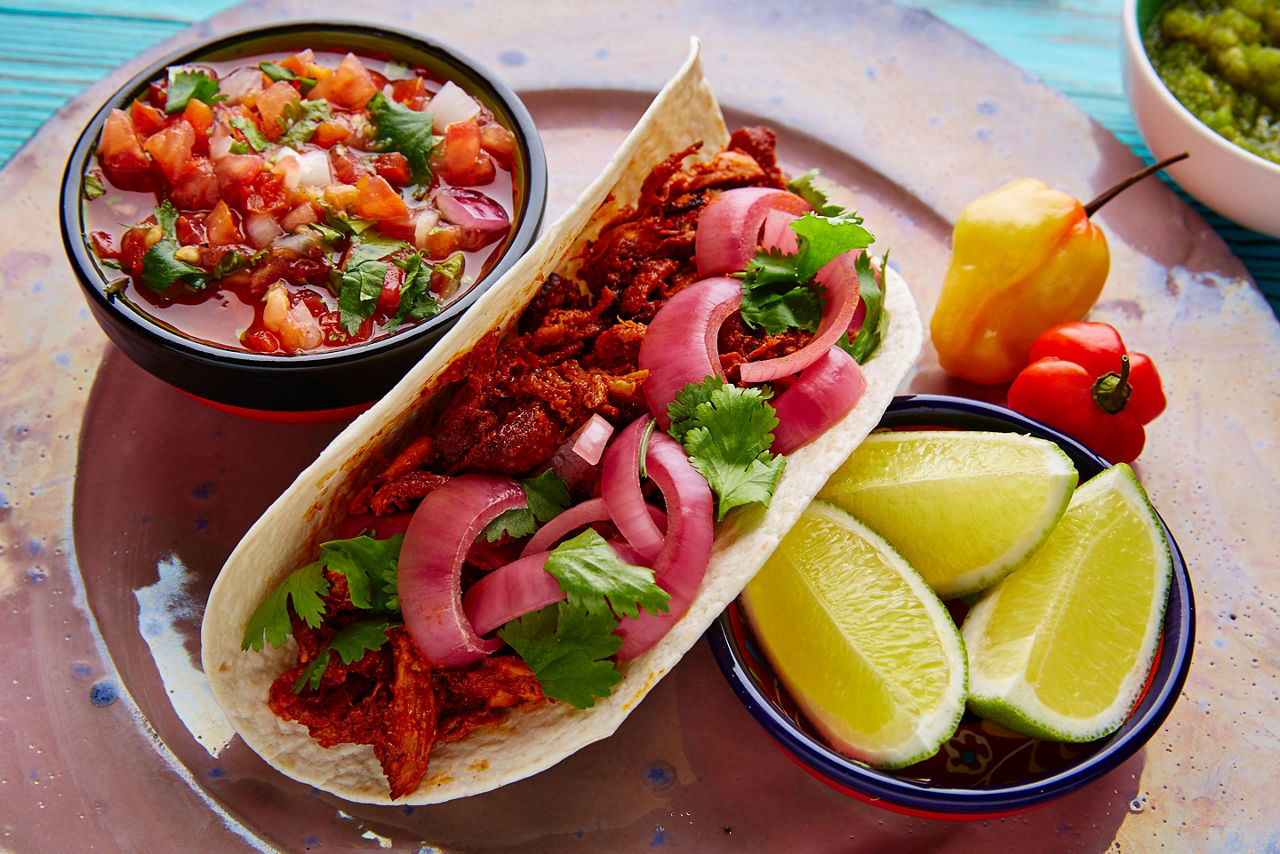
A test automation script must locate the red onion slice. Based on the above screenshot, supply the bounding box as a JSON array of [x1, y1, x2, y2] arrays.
[[738, 249, 861, 384], [600, 416, 665, 560], [398, 474, 525, 667], [434, 187, 511, 251], [521, 497, 612, 558], [760, 209, 800, 254], [637, 277, 741, 428], [463, 540, 650, 638], [614, 430, 715, 660], [695, 187, 810, 277], [770, 347, 868, 455]]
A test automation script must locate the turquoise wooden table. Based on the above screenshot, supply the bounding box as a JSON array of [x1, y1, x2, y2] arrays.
[[4, 1, 1279, 851], [3, 0, 1278, 315]]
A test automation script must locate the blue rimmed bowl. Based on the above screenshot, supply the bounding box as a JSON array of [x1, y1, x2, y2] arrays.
[[709, 393, 1194, 820]]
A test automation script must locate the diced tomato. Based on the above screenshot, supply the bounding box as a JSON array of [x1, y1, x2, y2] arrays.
[[278, 49, 315, 76], [214, 153, 265, 207], [281, 201, 320, 231], [329, 146, 370, 184], [182, 98, 214, 142], [175, 214, 207, 246], [479, 122, 517, 169], [422, 222, 461, 260], [98, 109, 157, 192], [120, 225, 161, 275], [129, 99, 166, 136], [391, 76, 427, 110], [143, 119, 195, 184], [242, 327, 281, 353], [312, 52, 378, 110], [146, 81, 167, 111], [89, 230, 117, 260], [245, 170, 289, 214], [356, 172, 412, 221], [311, 119, 351, 148], [255, 80, 301, 140], [318, 310, 373, 346], [205, 200, 243, 246], [377, 260, 406, 315], [437, 120, 495, 186], [372, 152, 411, 186], [170, 157, 221, 210]]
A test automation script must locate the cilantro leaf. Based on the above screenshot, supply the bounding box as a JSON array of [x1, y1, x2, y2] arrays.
[[543, 528, 669, 620], [389, 254, 441, 331], [789, 213, 874, 283], [367, 91, 437, 184], [499, 603, 623, 709], [278, 99, 331, 148], [259, 61, 317, 93], [155, 200, 179, 235], [210, 249, 247, 281], [164, 68, 223, 114], [141, 239, 207, 292], [738, 248, 824, 334], [480, 471, 572, 543], [294, 619, 396, 693], [668, 377, 785, 520], [838, 251, 888, 365], [316, 534, 404, 612], [83, 173, 105, 200], [228, 115, 269, 152], [241, 561, 329, 652], [337, 237, 406, 333]]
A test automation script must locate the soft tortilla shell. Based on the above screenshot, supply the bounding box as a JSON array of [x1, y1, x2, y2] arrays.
[[200, 38, 923, 805]]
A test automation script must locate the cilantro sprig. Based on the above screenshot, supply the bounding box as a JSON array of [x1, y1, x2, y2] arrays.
[[837, 251, 889, 365], [366, 92, 438, 185], [667, 377, 785, 520], [499, 529, 669, 708], [241, 533, 404, 690], [737, 170, 875, 335], [481, 471, 572, 543], [140, 201, 207, 293], [335, 237, 405, 333]]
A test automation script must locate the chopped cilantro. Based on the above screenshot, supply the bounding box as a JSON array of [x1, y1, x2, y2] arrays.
[[164, 68, 222, 114], [367, 91, 437, 184], [294, 619, 397, 692], [210, 249, 247, 281], [278, 99, 331, 148], [229, 115, 269, 152], [837, 251, 888, 365], [336, 237, 408, 333], [481, 471, 572, 543], [667, 377, 785, 520], [315, 534, 403, 611], [83, 173, 105, 200], [307, 221, 345, 244], [388, 254, 441, 331], [259, 61, 317, 93], [786, 169, 846, 216], [140, 201, 206, 292], [499, 602, 622, 709]]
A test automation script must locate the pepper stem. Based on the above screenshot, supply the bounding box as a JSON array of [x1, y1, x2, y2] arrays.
[[1083, 152, 1190, 218], [1092, 354, 1133, 415]]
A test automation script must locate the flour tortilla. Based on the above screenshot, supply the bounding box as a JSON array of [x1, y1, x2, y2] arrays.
[[200, 38, 923, 805]]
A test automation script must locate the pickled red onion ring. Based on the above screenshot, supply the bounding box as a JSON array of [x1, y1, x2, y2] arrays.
[[695, 187, 809, 277], [760, 208, 800, 254], [398, 474, 525, 667], [770, 347, 867, 455], [738, 250, 861, 384], [637, 277, 741, 428], [615, 430, 714, 660], [600, 417, 665, 560], [521, 497, 612, 558]]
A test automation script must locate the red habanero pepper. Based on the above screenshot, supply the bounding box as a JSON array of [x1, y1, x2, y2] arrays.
[[1006, 322, 1167, 464]]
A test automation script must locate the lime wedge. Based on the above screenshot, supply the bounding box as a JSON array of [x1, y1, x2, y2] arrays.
[[962, 463, 1173, 741], [740, 500, 967, 769], [818, 430, 1078, 598]]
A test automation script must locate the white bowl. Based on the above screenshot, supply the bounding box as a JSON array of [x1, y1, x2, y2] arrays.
[[1121, 0, 1280, 238]]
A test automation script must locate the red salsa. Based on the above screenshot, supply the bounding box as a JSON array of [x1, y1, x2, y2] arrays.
[[84, 48, 520, 354]]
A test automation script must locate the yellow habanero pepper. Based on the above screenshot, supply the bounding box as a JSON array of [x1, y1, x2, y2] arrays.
[[929, 178, 1108, 386], [930, 154, 1188, 386]]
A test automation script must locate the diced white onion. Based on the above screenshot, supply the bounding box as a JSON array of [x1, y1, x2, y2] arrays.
[[413, 209, 440, 250], [245, 212, 284, 249], [426, 81, 480, 128], [294, 149, 332, 189]]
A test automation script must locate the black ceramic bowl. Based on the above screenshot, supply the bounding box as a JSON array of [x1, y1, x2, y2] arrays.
[[61, 21, 547, 421], [709, 394, 1195, 819]]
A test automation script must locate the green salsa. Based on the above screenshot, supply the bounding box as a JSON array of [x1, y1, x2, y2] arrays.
[[1144, 0, 1280, 165]]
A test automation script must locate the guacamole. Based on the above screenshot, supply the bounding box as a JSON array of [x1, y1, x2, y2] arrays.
[[1144, 0, 1280, 165]]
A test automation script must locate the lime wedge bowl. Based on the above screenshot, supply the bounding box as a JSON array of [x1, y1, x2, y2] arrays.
[[708, 394, 1194, 820]]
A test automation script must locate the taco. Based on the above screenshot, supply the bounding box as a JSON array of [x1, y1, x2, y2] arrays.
[[201, 38, 923, 805]]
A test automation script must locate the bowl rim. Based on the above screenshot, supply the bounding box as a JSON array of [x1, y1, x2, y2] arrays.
[[59, 18, 549, 372], [1122, 0, 1280, 180], [707, 393, 1196, 818]]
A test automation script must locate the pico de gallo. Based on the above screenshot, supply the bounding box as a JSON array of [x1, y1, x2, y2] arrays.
[[83, 48, 520, 354]]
